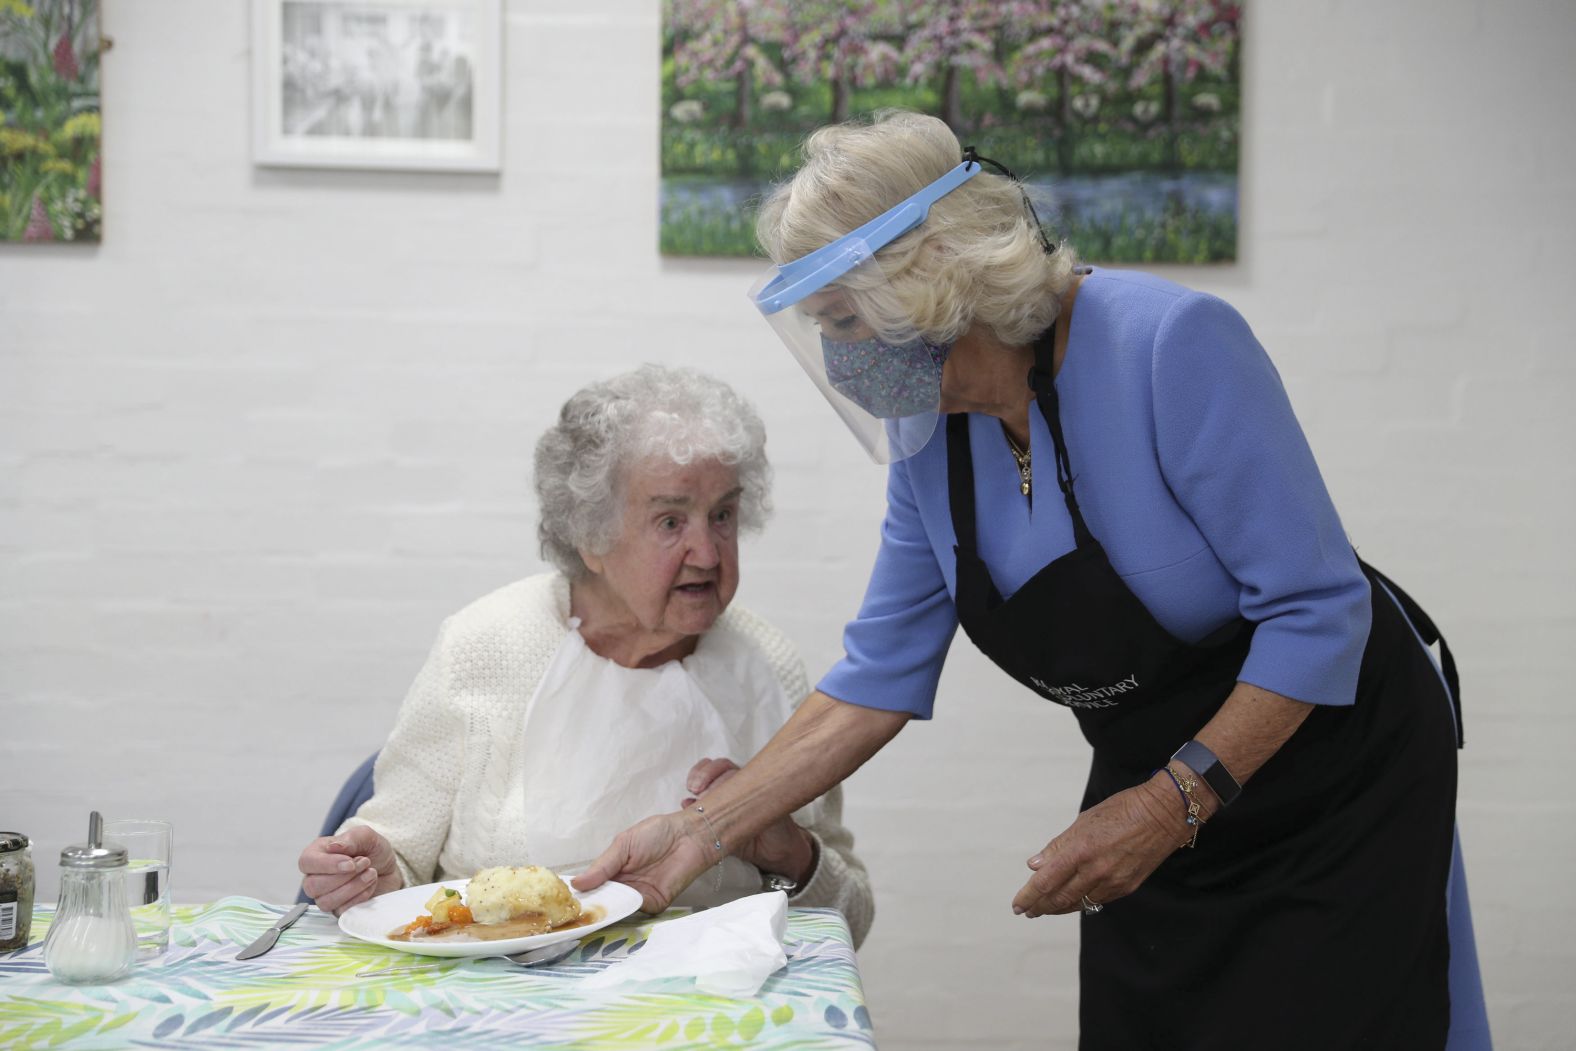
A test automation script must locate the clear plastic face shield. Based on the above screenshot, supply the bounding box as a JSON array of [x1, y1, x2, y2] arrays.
[[748, 160, 982, 464]]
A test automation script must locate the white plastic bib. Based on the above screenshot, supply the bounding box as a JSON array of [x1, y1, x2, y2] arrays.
[[517, 620, 797, 907]]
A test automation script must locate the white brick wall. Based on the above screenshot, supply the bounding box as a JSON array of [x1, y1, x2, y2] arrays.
[[3, 0, 1573, 1045]]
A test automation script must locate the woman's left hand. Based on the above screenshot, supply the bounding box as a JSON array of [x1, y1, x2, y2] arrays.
[[685, 757, 816, 885], [1012, 773, 1189, 917]]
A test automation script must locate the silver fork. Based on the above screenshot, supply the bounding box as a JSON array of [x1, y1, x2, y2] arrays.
[[355, 939, 579, 979]]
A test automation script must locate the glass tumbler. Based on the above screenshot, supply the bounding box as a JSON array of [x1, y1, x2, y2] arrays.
[[103, 819, 173, 960]]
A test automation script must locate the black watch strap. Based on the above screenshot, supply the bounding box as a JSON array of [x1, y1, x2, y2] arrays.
[[1171, 739, 1242, 807]]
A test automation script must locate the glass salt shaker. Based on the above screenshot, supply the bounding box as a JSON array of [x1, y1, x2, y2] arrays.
[[43, 811, 137, 984]]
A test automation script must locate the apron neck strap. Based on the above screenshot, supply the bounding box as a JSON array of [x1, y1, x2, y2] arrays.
[[946, 413, 980, 555], [1027, 321, 1095, 548]]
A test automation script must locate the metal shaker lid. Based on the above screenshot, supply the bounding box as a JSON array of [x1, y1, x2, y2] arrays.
[[0, 832, 28, 854], [60, 811, 126, 869], [60, 844, 127, 868]]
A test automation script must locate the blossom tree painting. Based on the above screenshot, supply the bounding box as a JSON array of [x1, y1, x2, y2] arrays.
[[661, 0, 1241, 263], [1117, 0, 1240, 171], [783, 0, 904, 125], [1007, 0, 1115, 169], [668, 0, 789, 133], [0, 0, 102, 243], [899, 1, 1008, 131]]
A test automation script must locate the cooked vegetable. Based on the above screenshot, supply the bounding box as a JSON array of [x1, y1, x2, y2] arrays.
[[423, 886, 464, 924]]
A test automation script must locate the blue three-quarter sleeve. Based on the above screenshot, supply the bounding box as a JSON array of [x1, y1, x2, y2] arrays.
[[1150, 293, 1371, 706], [818, 274, 1374, 719], [816, 457, 959, 718]]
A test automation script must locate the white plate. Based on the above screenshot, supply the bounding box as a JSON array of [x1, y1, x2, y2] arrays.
[[338, 875, 644, 958]]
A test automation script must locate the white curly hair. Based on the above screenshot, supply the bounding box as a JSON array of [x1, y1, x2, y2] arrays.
[[533, 365, 772, 577]]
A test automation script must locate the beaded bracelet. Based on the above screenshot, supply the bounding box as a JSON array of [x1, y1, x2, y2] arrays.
[[691, 804, 724, 854], [1160, 765, 1205, 849], [690, 804, 727, 892]]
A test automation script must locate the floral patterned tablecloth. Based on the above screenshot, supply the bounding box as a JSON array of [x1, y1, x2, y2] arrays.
[[0, 897, 875, 1049]]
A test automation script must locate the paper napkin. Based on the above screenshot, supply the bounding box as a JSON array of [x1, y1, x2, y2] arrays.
[[579, 890, 788, 998]]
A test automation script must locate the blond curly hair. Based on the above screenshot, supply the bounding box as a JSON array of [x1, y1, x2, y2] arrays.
[[755, 110, 1078, 347]]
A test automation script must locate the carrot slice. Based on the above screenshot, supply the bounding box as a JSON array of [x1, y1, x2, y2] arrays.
[[387, 914, 433, 937]]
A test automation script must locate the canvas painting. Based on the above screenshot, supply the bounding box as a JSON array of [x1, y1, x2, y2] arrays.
[[0, 0, 102, 243], [661, 0, 1240, 263], [253, 0, 502, 172]]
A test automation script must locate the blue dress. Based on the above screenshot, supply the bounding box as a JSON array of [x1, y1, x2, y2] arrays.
[[818, 268, 1490, 1047]]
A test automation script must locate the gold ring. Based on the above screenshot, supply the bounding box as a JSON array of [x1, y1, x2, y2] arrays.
[[1081, 895, 1103, 915]]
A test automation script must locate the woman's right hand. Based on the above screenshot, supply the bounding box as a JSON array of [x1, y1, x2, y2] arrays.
[[575, 693, 905, 911], [298, 825, 403, 915], [571, 811, 715, 913], [684, 757, 816, 885]]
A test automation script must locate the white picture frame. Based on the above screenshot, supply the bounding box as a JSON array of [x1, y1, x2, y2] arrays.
[[252, 0, 502, 172]]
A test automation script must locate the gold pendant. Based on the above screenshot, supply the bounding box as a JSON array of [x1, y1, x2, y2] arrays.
[[1020, 480, 1031, 496]]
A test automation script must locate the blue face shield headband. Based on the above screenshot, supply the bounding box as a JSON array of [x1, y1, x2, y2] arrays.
[[750, 159, 981, 317], [746, 159, 983, 464]]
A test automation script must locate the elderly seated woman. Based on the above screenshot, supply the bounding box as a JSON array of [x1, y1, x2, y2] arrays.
[[297, 365, 873, 944]]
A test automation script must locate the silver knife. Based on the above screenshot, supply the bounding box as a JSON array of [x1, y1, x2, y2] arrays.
[[235, 903, 310, 961]]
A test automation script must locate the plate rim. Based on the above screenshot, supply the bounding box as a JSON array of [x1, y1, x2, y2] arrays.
[[337, 874, 643, 958]]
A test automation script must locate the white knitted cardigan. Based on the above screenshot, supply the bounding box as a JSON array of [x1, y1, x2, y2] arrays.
[[341, 572, 874, 947]]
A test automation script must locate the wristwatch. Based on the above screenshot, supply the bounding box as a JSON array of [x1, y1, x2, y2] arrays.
[[1171, 739, 1242, 807], [761, 872, 798, 894]]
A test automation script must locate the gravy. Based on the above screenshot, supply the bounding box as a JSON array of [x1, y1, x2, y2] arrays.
[[389, 905, 605, 943]]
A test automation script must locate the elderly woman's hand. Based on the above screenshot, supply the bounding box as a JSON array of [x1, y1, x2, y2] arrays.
[[1011, 773, 1190, 918], [298, 826, 403, 916], [684, 757, 817, 885]]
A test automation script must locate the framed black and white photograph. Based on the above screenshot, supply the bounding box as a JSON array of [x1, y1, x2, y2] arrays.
[[252, 0, 502, 172]]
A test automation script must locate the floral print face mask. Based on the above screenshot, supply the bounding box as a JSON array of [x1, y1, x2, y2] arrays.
[[820, 334, 950, 419]]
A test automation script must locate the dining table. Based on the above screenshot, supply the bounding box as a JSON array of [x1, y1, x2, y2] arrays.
[[0, 897, 875, 1049]]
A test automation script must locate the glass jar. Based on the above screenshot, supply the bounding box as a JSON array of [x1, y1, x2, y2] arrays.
[[43, 813, 137, 985], [0, 832, 34, 953]]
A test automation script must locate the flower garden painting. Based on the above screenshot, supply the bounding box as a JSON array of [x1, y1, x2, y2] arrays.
[[1, 0, 101, 243], [661, 0, 1240, 263]]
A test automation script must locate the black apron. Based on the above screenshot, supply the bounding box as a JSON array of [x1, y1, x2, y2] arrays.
[[947, 324, 1462, 1050]]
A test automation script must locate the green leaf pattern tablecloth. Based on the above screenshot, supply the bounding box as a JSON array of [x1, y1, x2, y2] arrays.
[[0, 897, 875, 1049]]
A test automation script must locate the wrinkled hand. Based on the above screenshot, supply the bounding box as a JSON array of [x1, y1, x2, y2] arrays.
[[572, 811, 715, 914], [1012, 773, 1188, 918], [683, 757, 814, 884], [298, 825, 403, 915]]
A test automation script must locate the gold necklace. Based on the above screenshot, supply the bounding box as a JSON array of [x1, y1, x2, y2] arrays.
[[1003, 428, 1032, 497]]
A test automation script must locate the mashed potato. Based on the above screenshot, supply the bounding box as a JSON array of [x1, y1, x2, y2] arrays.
[[467, 865, 581, 927]]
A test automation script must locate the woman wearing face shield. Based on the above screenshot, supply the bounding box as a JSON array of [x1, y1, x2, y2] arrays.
[[577, 112, 1488, 1050]]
